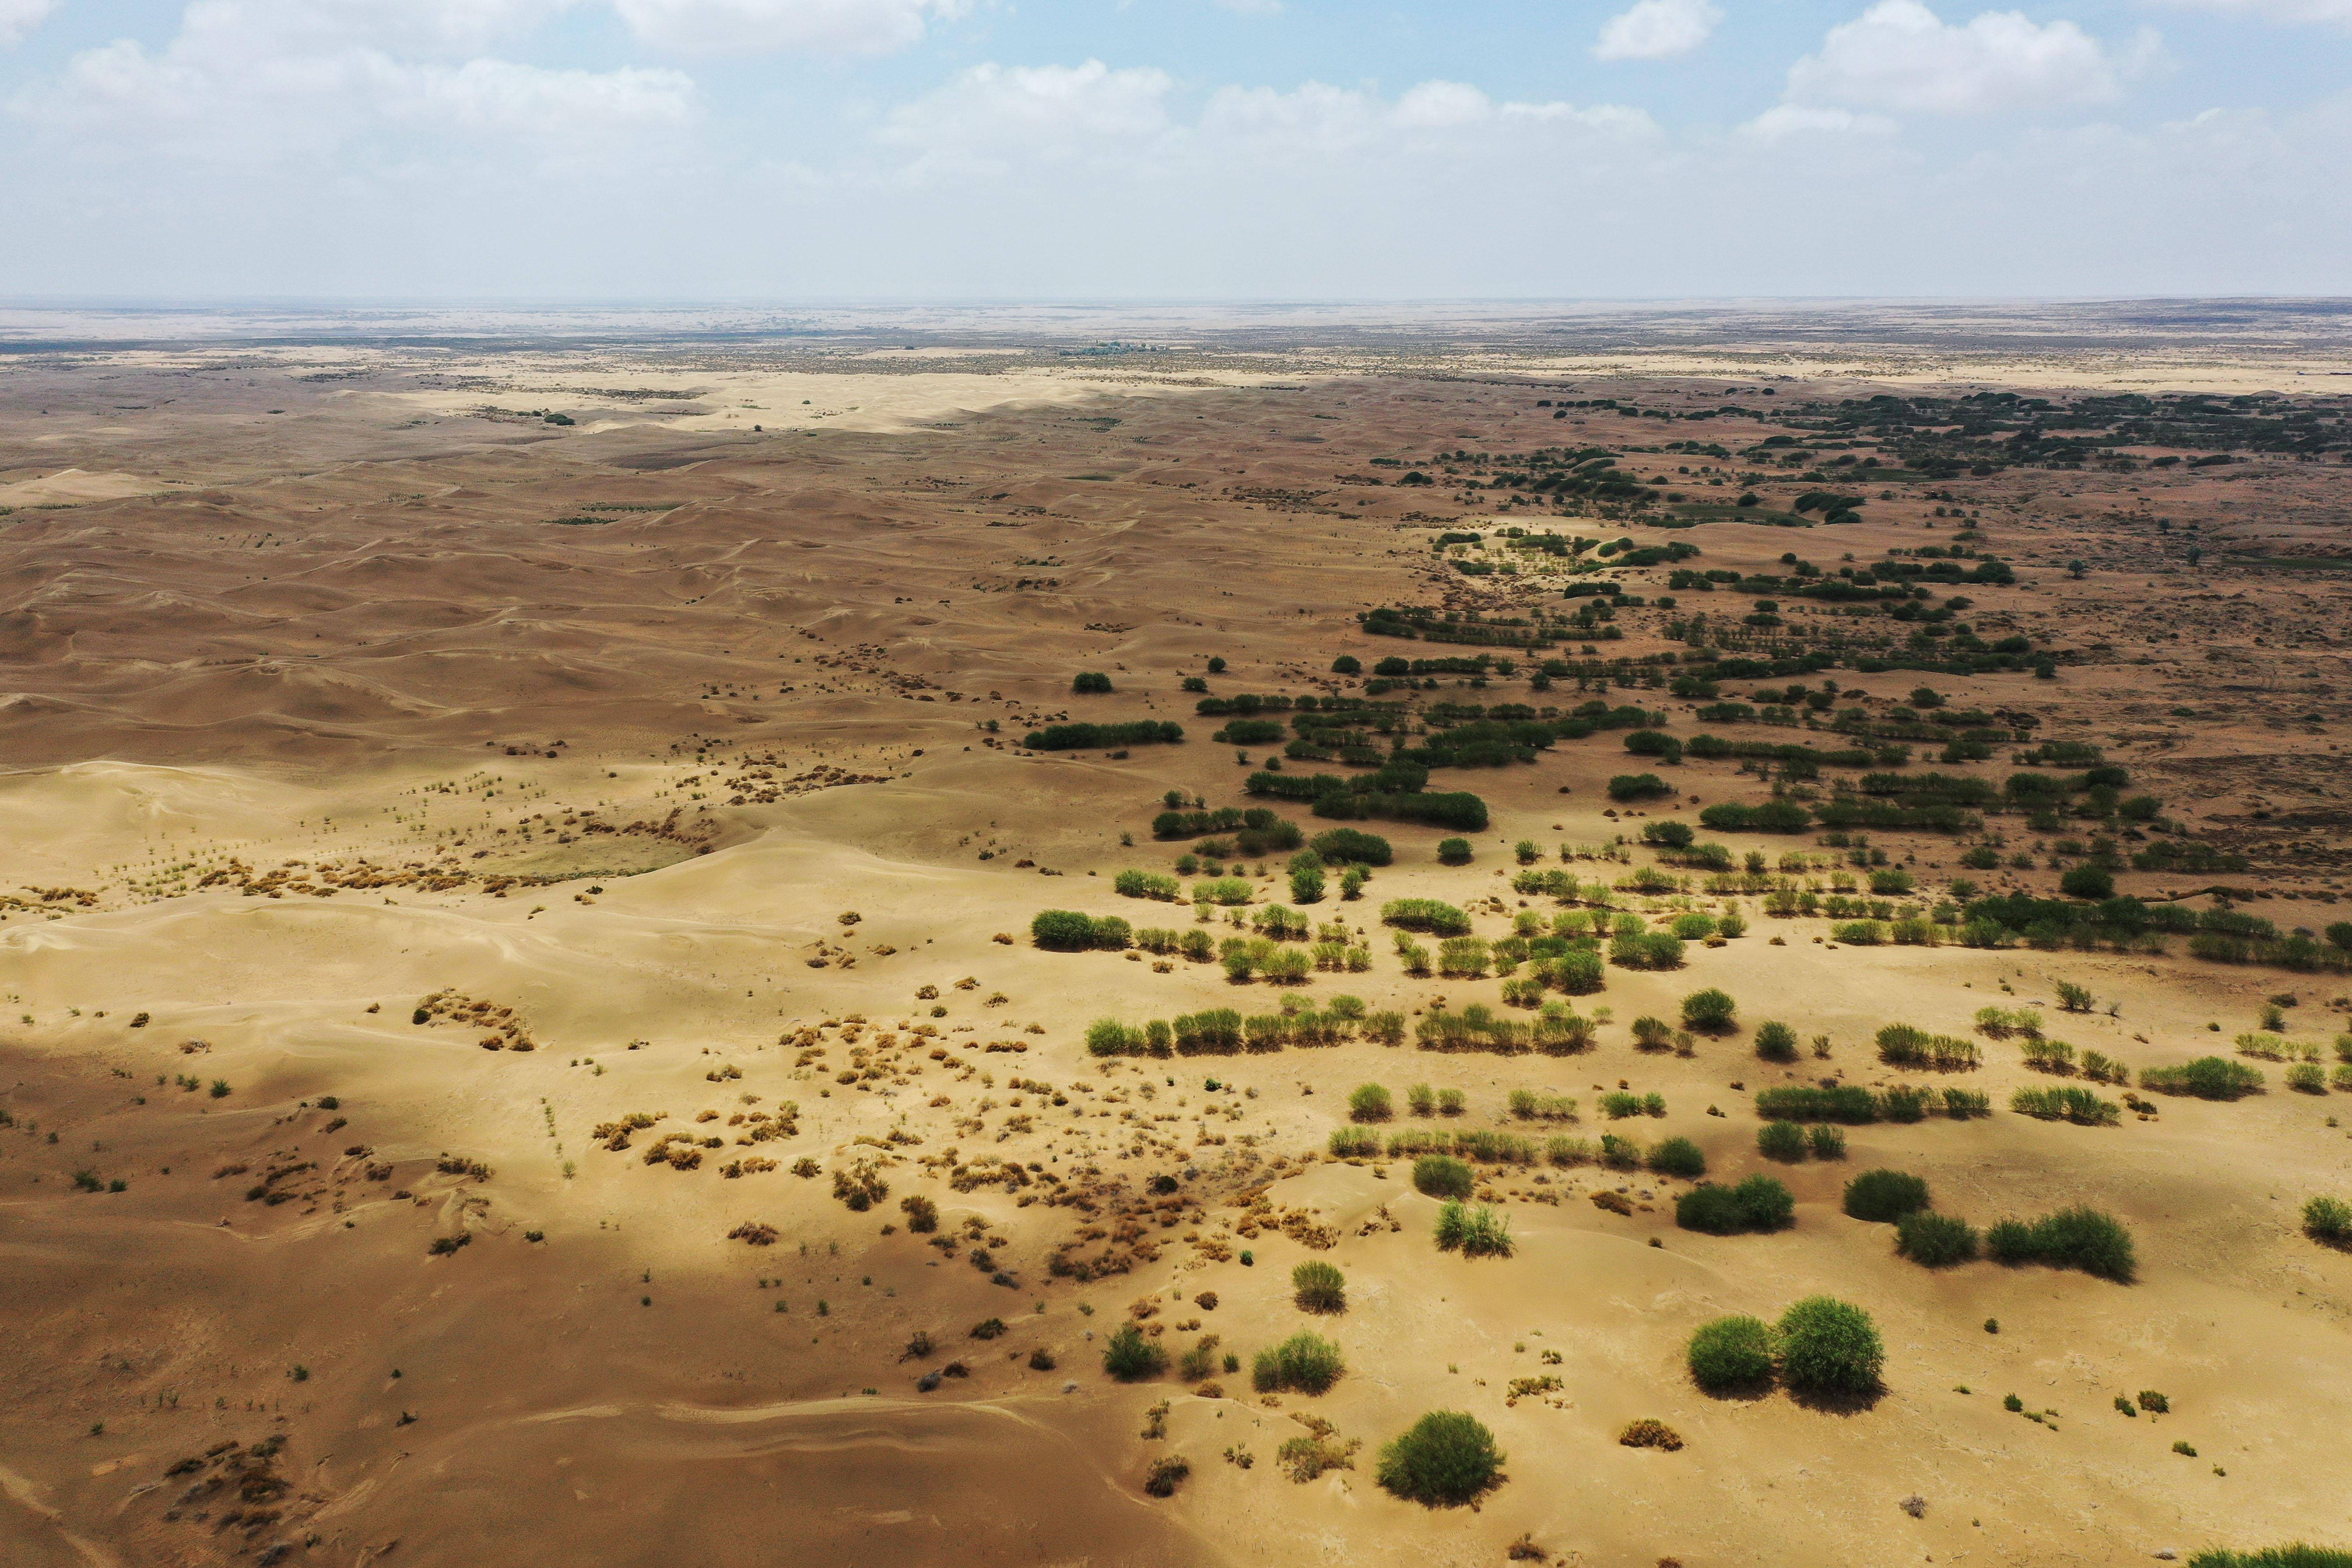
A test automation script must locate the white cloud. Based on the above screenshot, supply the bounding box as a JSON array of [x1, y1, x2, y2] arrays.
[[2143, 0, 2352, 23], [1594, 0, 1723, 61], [1393, 79, 1494, 128], [610, 0, 966, 54], [1788, 0, 2125, 114], [881, 60, 1176, 167], [0, 0, 57, 47], [1741, 103, 1898, 137]]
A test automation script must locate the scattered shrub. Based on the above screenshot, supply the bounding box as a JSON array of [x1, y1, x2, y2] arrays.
[[1328, 1127, 1380, 1158], [1757, 1120, 1808, 1162], [1808, 1124, 1846, 1159], [1895, 1211, 1980, 1268], [1436, 836, 1473, 865], [1681, 988, 1737, 1032], [1376, 1411, 1505, 1506], [1413, 1155, 1476, 1200], [1031, 909, 1130, 950], [2141, 1057, 2263, 1100], [1985, 1206, 2137, 1282], [1104, 1323, 1169, 1380], [2302, 1195, 2352, 1247], [2011, 1085, 2121, 1125], [1843, 1169, 1930, 1223], [1754, 1084, 1879, 1123], [1648, 1136, 1706, 1179], [1754, 1021, 1798, 1063], [1617, 1418, 1684, 1451], [1435, 1201, 1515, 1257], [1348, 1083, 1393, 1123], [1310, 828, 1392, 866], [1687, 1314, 1776, 1393], [1776, 1296, 1884, 1400], [1291, 1258, 1348, 1312], [1676, 1175, 1793, 1235], [1254, 1331, 1347, 1394]]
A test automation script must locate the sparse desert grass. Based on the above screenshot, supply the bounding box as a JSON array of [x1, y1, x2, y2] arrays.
[[1687, 1315, 1776, 1393], [1376, 1411, 1504, 1505], [1507, 1089, 1579, 1122], [1291, 1260, 1347, 1312], [1776, 1297, 1884, 1400]]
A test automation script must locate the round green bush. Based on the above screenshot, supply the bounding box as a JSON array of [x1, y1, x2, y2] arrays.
[[1843, 1168, 1930, 1223], [1029, 909, 1099, 950], [1687, 1314, 1776, 1393], [1291, 1259, 1346, 1312], [1681, 987, 1737, 1032], [1895, 1210, 1980, 1268], [1102, 1322, 1168, 1381], [1647, 1136, 1706, 1179], [2059, 865, 2115, 900], [1732, 1173, 1794, 1231], [1436, 837, 1473, 865], [1348, 1082, 1393, 1123], [1674, 1182, 1767, 1235], [2305, 1194, 2352, 1247], [1754, 1020, 1799, 1063], [1413, 1155, 1476, 1200], [1776, 1296, 1884, 1399], [1252, 1330, 1346, 1394], [1757, 1120, 1808, 1162], [1376, 1411, 1504, 1505]]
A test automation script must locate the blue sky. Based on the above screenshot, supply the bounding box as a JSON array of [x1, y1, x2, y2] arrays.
[[0, 0, 2345, 299]]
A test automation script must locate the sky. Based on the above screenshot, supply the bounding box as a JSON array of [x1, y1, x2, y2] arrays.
[[0, 0, 2346, 300]]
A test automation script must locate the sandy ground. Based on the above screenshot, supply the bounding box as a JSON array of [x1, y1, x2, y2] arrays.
[[4, 309, 2352, 1568]]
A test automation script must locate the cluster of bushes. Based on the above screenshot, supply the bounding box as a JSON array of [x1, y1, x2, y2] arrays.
[[1609, 929, 1686, 971], [1875, 1024, 1982, 1071], [1386, 1126, 1651, 1172], [2011, 1085, 2121, 1125], [1026, 721, 1183, 750], [1151, 805, 1302, 856], [1310, 828, 1393, 865], [1676, 1175, 1796, 1235], [1757, 1121, 1846, 1161], [1607, 772, 1674, 803], [1697, 800, 1814, 834], [1114, 869, 1183, 901], [2140, 1056, 2264, 1100], [1687, 1299, 1883, 1400], [1381, 898, 1473, 936], [1417, 1002, 1596, 1055], [1840, 1171, 1979, 1268], [1754, 1084, 1989, 1123], [1987, 1207, 2138, 1282], [1435, 1201, 1515, 1257], [1032, 910, 1133, 950], [1088, 999, 1407, 1057], [1255, 1330, 1346, 1393], [1245, 771, 1491, 832]]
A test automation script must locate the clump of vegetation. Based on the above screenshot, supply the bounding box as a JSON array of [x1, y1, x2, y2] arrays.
[[1376, 1411, 1505, 1506], [1348, 1083, 1393, 1123], [2304, 1195, 2352, 1248], [2011, 1085, 2121, 1125], [1103, 1322, 1169, 1380], [1676, 1175, 1794, 1235], [1030, 909, 1133, 951], [1617, 1418, 1684, 1451], [1143, 1456, 1189, 1497], [2185, 1550, 2352, 1568], [1253, 1331, 1346, 1394], [1647, 1136, 1706, 1179], [1757, 1120, 1807, 1162], [1292, 1260, 1347, 1313], [2141, 1057, 2263, 1100], [900, 1194, 938, 1232], [1776, 1296, 1884, 1400], [1895, 1211, 1980, 1268], [1843, 1169, 1930, 1223], [1687, 1314, 1776, 1393], [1328, 1127, 1380, 1158], [1681, 988, 1737, 1032], [1435, 1201, 1515, 1257], [1754, 1020, 1798, 1062], [1413, 1155, 1476, 1199], [1985, 1206, 2137, 1283]]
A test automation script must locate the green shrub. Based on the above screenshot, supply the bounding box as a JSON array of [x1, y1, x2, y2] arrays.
[[1253, 1330, 1346, 1394], [1807, 1124, 1847, 1159], [2141, 1056, 2263, 1099], [1292, 1260, 1347, 1312], [1776, 1297, 1883, 1399], [2187, 1550, 2352, 1568], [1843, 1169, 1930, 1223], [1104, 1323, 1168, 1380], [1328, 1127, 1380, 1158], [1648, 1137, 1706, 1178], [1381, 898, 1472, 936], [1676, 1175, 1793, 1234], [1681, 988, 1737, 1032], [1113, 868, 1183, 901], [1437, 837, 1473, 865], [1376, 1411, 1504, 1506], [2302, 1195, 2352, 1247], [1607, 772, 1673, 802], [1753, 1084, 1878, 1123], [1348, 1083, 1393, 1123], [2011, 1085, 2121, 1125], [1310, 828, 1392, 866], [1687, 1314, 1776, 1393], [1754, 1021, 1798, 1062], [1895, 1211, 1979, 1268], [1435, 1201, 1514, 1257], [1072, 671, 1113, 693], [1413, 1155, 1476, 1200], [1757, 1120, 1808, 1162], [1032, 909, 1120, 950], [1985, 1206, 2136, 1282]]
